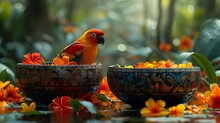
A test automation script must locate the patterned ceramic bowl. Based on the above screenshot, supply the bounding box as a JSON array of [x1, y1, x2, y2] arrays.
[[16, 63, 103, 106], [107, 65, 201, 108]]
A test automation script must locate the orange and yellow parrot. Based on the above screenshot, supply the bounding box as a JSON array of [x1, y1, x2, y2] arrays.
[[58, 29, 105, 64]]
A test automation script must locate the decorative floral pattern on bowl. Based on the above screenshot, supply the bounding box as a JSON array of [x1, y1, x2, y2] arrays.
[[107, 65, 201, 108], [16, 63, 103, 105]]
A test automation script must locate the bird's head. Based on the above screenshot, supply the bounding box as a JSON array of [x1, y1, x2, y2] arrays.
[[80, 29, 105, 46]]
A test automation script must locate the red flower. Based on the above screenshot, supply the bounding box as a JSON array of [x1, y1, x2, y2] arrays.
[[6, 85, 24, 103], [23, 52, 45, 65], [49, 96, 73, 112]]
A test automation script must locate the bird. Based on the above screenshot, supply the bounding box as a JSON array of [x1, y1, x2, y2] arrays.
[[58, 29, 105, 64]]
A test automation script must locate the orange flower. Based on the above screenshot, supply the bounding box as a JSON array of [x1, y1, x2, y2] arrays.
[[23, 52, 45, 65], [21, 102, 36, 112], [6, 84, 24, 103], [64, 25, 74, 33], [0, 89, 7, 101], [208, 86, 220, 108], [134, 60, 192, 68], [140, 98, 168, 117], [159, 42, 171, 52], [168, 104, 185, 116], [188, 91, 210, 106], [192, 31, 199, 38], [53, 56, 77, 65], [96, 77, 118, 101], [49, 96, 73, 112], [0, 101, 8, 114], [96, 77, 111, 94], [179, 35, 193, 51], [186, 105, 206, 114]]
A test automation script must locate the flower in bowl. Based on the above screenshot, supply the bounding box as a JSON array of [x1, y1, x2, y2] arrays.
[[107, 60, 201, 108]]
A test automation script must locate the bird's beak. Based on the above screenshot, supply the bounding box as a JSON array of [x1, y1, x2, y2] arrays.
[[97, 36, 105, 45]]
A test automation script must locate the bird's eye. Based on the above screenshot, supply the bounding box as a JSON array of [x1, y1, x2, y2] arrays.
[[91, 33, 97, 38]]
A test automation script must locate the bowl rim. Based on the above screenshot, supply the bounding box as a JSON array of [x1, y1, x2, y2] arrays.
[[108, 65, 201, 72], [16, 63, 103, 68]]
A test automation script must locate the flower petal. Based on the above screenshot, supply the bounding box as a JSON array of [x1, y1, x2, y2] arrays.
[[145, 98, 155, 109], [140, 107, 152, 114], [176, 104, 185, 112], [155, 100, 166, 108], [210, 83, 219, 91], [53, 97, 62, 106], [29, 102, 36, 111], [62, 56, 70, 64], [61, 96, 70, 106], [21, 103, 28, 111], [53, 57, 63, 65]]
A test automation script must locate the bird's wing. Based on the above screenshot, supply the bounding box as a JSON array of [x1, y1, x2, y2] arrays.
[[59, 43, 84, 63]]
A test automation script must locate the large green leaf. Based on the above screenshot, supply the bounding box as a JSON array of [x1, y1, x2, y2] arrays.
[[69, 98, 97, 114], [175, 52, 218, 84], [193, 19, 220, 60], [0, 63, 15, 85], [79, 101, 97, 114], [69, 98, 81, 113], [0, 69, 7, 82]]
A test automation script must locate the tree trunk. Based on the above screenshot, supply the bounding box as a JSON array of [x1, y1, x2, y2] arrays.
[[22, 0, 51, 40], [164, 0, 176, 44], [156, 0, 162, 47]]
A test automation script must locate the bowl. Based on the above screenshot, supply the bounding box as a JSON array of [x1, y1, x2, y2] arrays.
[[107, 65, 201, 108], [15, 63, 103, 106]]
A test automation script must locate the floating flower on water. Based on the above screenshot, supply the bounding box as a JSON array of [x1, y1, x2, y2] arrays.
[[6, 84, 24, 103], [179, 35, 193, 51], [49, 96, 73, 112], [188, 91, 210, 106], [168, 104, 185, 116], [53, 56, 77, 65], [159, 42, 172, 53], [140, 98, 168, 117], [21, 102, 36, 112], [23, 52, 45, 65], [186, 105, 206, 114]]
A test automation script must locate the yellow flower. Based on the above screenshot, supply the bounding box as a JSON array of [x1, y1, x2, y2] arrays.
[[21, 102, 36, 112], [0, 81, 10, 89], [0, 101, 8, 114], [186, 105, 206, 114], [168, 104, 185, 116], [140, 98, 168, 117]]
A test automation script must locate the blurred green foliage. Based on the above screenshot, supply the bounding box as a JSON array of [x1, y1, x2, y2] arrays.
[[1, 0, 220, 75]]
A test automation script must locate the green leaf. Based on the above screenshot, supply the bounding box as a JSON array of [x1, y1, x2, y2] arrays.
[[79, 101, 97, 114], [95, 113, 106, 119], [175, 52, 218, 84], [96, 94, 111, 102], [69, 98, 81, 113], [0, 69, 7, 82], [0, 63, 15, 85], [193, 19, 220, 60]]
